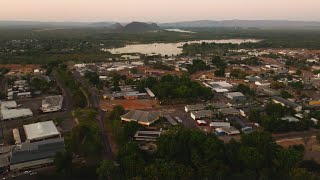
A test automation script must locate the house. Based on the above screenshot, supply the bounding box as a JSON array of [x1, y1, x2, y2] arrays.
[[272, 96, 302, 112], [184, 104, 206, 112], [207, 103, 229, 109], [190, 110, 214, 120], [281, 116, 300, 122], [121, 110, 160, 126], [255, 81, 271, 86], [257, 86, 280, 96], [225, 92, 246, 102], [209, 81, 233, 90]]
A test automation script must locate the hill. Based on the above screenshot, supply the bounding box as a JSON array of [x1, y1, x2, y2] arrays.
[[160, 20, 320, 28], [122, 22, 160, 32]]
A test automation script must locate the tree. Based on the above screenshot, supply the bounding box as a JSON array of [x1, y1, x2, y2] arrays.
[[271, 81, 286, 89], [123, 121, 141, 141], [265, 103, 286, 118], [54, 150, 73, 177], [96, 160, 121, 180], [130, 68, 138, 74], [109, 105, 125, 120], [236, 84, 256, 97], [214, 68, 225, 77], [281, 90, 293, 99], [248, 109, 261, 123]]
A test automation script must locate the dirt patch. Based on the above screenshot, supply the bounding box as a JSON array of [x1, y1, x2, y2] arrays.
[[101, 99, 159, 111], [277, 137, 320, 163]]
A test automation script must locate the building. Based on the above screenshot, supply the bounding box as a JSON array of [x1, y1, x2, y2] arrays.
[[17, 92, 31, 99], [145, 88, 156, 98], [210, 121, 231, 127], [41, 95, 63, 113], [134, 131, 162, 142], [0, 101, 33, 121], [164, 115, 178, 126], [190, 110, 214, 120], [209, 81, 233, 89], [10, 137, 65, 171], [215, 126, 240, 135], [257, 86, 280, 96], [219, 108, 240, 116], [104, 91, 148, 100], [184, 104, 206, 112], [281, 116, 300, 122], [207, 103, 229, 109], [272, 96, 302, 112], [225, 92, 246, 102], [23, 121, 61, 142], [0, 146, 15, 173], [121, 110, 160, 126]]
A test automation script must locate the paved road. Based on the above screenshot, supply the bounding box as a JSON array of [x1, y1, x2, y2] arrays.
[[73, 71, 114, 159]]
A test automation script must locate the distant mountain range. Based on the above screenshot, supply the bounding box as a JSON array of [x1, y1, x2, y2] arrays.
[[1, 20, 320, 29], [160, 20, 320, 28]]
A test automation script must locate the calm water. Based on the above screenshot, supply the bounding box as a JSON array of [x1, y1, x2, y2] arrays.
[[102, 39, 260, 56]]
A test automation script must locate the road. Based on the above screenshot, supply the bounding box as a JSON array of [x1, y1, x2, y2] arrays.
[[73, 71, 114, 159]]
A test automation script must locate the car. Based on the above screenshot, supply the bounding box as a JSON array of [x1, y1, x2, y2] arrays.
[[175, 117, 183, 123], [29, 172, 37, 176], [23, 171, 31, 174]]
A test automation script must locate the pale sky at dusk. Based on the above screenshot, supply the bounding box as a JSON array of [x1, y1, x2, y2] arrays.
[[1, 0, 320, 22]]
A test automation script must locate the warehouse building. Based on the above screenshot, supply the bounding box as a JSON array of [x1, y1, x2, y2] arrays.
[[10, 137, 65, 171], [41, 95, 63, 113], [121, 110, 160, 126], [23, 121, 61, 142], [0, 101, 33, 121]]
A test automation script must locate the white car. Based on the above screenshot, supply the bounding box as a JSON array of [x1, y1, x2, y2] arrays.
[[175, 117, 183, 123], [29, 172, 37, 176]]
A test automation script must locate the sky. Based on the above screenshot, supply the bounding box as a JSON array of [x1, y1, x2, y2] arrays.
[[1, 0, 320, 22]]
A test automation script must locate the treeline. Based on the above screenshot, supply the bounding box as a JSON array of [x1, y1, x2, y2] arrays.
[[249, 103, 314, 133], [54, 108, 102, 179], [57, 67, 87, 109], [137, 75, 213, 103], [96, 128, 319, 180]]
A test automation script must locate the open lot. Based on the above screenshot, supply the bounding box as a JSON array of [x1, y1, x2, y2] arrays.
[[277, 136, 320, 163], [101, 99, 159, 111]]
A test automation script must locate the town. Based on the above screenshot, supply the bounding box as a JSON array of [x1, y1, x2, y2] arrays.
[[1, 36, 320, 179]]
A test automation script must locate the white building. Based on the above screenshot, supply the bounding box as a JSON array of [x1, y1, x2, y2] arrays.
[[0, 101, 33, 121], [41, 95, 63, 113], [23, 121, 61, 142]]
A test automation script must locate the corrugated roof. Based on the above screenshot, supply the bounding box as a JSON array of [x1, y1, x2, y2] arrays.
[[23, 121, 60, 141], [10, 138, 64, 164], [121, 110, 159, 124]]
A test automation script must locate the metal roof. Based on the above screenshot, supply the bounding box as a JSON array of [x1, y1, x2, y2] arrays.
[[121, 110, 159, 125], [1, 101, 33, 120], [226, 92, 245, 98], [23, 121, 60, 142], [41, 95, 63, 109], [10, 138, 65, 164]]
